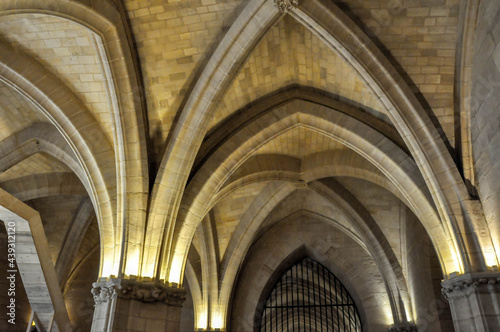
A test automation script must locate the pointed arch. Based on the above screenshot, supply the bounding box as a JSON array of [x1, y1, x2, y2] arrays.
[[173, 99, 459, 290], [215, 151, 408, 209], [149, 0, 487, 284], [0, 0, 150, 277], [0, 41, 119, 276], [230, 218, 391, 331], [0, 123, 88, 192], [258, 257, 363, 331], [292, 0, 484, 272], [214, 178, 414, 329], [142, 0, 282, 279]]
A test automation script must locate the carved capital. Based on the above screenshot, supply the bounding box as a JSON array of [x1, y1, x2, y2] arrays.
[[91, 283, 119, 306], [92, 278, 186, 307], [388, 322, 418, 332], [441, 272, 500, 300], [273, 0, 298, 14]]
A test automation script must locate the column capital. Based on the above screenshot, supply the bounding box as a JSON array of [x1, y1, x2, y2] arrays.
[[441, 271, 500, 300], [388, 322, 418, 332], [273, 0, 299, 14], [91, 278, 186, 307]]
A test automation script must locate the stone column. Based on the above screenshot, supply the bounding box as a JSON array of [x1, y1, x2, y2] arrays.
[[442, 272, 500, 331], [90, 278, 186, 332]]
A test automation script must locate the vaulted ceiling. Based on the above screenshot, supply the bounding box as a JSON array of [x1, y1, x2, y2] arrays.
[[1, 0, 498, 331]]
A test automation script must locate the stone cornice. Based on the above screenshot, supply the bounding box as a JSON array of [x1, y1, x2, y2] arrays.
[[92, 278, 186, 307], [273, 0, 298, 13], [441, 271, 500, 300]]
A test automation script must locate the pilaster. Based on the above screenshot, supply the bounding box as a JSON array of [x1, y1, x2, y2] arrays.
[[90, 278, 186, 332], [442, 272, 500, 331]]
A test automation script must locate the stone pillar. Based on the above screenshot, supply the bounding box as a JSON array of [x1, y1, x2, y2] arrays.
[[90, 278, 186, 332], [442, 272, 500, 331]]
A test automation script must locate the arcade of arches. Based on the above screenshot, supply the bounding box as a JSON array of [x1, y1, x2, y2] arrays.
[[0, 0, 500, 331]]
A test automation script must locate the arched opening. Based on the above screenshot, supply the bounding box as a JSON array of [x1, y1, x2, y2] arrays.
[[259, 257, 362, 332]]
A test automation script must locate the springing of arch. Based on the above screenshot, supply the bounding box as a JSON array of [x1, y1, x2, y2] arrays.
[[259, 257, 362, 332]]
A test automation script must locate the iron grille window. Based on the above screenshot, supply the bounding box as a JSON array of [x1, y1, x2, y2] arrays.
[[260, 257, 362, 332]]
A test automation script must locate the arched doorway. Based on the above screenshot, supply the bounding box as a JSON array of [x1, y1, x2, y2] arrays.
[[259, 257, 362, 331]]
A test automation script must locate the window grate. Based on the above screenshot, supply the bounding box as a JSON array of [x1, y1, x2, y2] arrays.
[[260, 257, 362, 332]]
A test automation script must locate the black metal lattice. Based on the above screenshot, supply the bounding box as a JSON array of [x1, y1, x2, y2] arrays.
[[259, 257, 362, 332]]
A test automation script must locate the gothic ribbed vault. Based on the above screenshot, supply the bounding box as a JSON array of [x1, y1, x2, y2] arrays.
[[1, 0, 500, 331]]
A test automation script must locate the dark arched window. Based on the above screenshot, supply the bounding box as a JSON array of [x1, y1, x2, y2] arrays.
[[260, 257, 362, 331]]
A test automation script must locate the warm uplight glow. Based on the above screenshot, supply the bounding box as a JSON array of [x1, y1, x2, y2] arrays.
[[101, 266, 116, 279], [211, 310, 224, 330], [124, 248, 141, 277], [140, 248, 156, 278], [443, 249, 463, 278], [484, 251, 499, 267], [141, 262, 154, 278], [196, 311, 208, 330], [383, 307, 393, 325], [100, 247, 120, 278], [456, 255, 463, 273], [406, 308, 414, 323], [168, 255, 183, 284], [450, 249, 463, 275]]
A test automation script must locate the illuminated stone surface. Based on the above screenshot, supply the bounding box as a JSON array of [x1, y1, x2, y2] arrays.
[[0, 0, 499, 331]]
